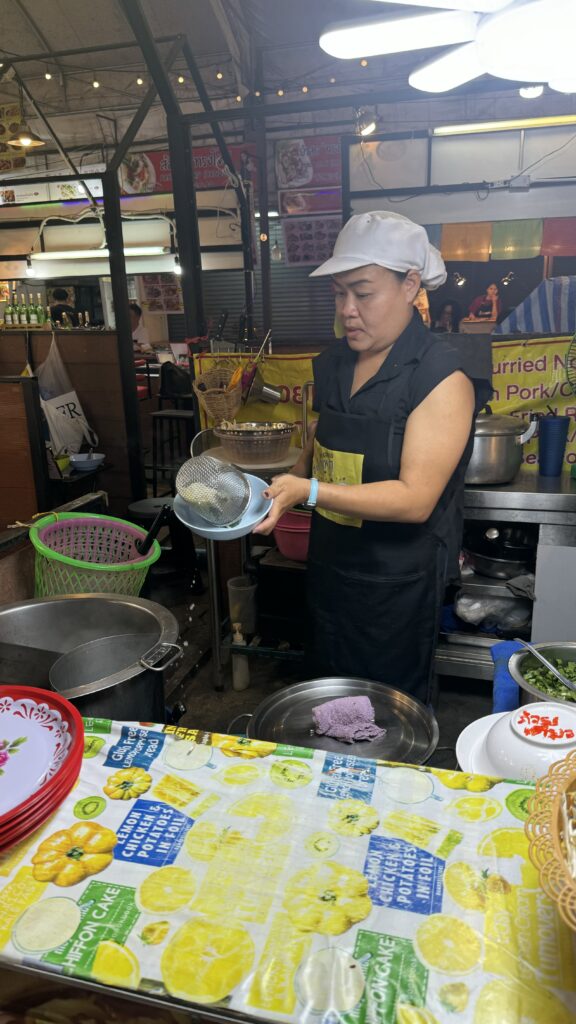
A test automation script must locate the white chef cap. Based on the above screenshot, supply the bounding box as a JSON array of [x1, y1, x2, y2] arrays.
[[310, 211, 447, 291]]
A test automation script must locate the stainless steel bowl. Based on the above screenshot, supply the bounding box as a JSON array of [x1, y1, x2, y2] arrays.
[[508, 642, 576, 705]]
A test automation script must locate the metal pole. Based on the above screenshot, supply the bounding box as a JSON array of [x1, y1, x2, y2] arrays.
[[205, 539, 224, 692], [109, 36, 184, 173], [253, 54, 272, 335], [181, 42, 254, 338], [7, 36, 179, 64], [11, 69, 97, 208], [101, 169, 146, 500], [167, 116, 206, 343], [117, 0, 180, 119]]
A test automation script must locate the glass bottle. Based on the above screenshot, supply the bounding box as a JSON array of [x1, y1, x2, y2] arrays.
[[36, 293, 45, 326], [28, 294, 38, 326], [19, 293, 28, 326], [4, 294, 13, 328]]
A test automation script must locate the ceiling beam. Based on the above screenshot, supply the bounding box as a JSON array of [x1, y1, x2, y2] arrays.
[[4, 36, 180, 64], [11, 0, 70, 105], [116, 0, 181, 120], [206, 0, 247, 96]]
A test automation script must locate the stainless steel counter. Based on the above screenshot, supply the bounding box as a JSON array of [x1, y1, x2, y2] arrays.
[[436, 469, 576, 680], [464, 470, 576, 524]]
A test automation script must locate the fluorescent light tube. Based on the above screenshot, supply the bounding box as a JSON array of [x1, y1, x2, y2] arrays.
[[409, 42, 483, 92], [320, 10, 478, 60], [434, 114, 576, 135], [30, 246, 167, 260]]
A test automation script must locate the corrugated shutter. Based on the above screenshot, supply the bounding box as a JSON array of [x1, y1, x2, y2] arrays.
[[169, 222, 335, 345]]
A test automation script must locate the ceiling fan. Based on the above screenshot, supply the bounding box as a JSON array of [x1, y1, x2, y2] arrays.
[[320, 0, 576, 95]]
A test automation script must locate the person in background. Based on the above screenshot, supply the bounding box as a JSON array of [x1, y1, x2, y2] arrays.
[[254, 210, 484, 704], [467, 283, 501, 321], [130, 302, 154, 357], [432, 298, 462, 333], [50, 287, 78, 326]]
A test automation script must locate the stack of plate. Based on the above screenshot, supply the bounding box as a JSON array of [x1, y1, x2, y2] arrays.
[[0, 686, 84, 851]]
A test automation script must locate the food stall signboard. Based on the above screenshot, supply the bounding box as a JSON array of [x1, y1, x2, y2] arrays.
[[274, 135, 342, 190], [0, 106, 26, 174], [119, 144, 258, 195]]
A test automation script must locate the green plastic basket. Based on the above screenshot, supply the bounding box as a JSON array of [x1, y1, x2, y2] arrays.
[[29, 512, 161, 597]]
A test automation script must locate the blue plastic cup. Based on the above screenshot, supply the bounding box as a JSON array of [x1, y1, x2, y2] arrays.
[[538, 415, 570, 476]]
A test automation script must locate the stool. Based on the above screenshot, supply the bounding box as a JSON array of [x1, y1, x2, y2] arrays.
[[127, 497, 204, 594], [151, 409, 197, 496]]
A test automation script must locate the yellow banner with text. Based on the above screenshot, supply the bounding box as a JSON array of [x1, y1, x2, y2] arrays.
[[196, 336, 576, 472], [491, 335, 576, 471]]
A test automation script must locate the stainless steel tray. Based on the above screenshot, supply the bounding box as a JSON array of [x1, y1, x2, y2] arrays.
[[243, 677, 439, 764]]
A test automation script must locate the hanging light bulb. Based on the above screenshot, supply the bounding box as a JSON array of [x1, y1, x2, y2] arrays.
[[173, 254, 182, 276], [302, 85, 309, 93], [25, 256, 36, 277], [177, 74, 185, 84], [6, 124, 45, 148], [254, 90, 261, 97], [216, 70, 223, 80], [92, 77, 100, 89], [277, 88, 284, 96], [452, 271, 467, 288], [329, 76, 336, 84], [360, 58, 369, 67], [501, 271, 515, 286], [136, 76, 144, 86], [356, 108, 378, 136], [236, 94, 242, 102], [45, 69, 52, 81]]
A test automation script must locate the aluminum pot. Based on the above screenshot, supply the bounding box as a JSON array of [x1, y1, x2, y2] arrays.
[[49, 633, 181, 721], [508, 642, 576, 705], [465, 411, 537, 485], [0, 594, 180, 721]]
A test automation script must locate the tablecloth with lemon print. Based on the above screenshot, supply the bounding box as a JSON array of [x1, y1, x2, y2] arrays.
[[0, 718, 574, 1024]]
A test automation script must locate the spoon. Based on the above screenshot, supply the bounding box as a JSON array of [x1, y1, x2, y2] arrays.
[[514, 637, 576, 694]]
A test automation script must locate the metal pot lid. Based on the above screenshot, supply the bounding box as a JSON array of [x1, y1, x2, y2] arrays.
[[246, 677, 439, 764], [474, 413, 527, 436]]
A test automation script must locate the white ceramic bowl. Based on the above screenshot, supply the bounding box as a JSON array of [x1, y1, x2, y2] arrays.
[[484, 701, 576, 782], [69, 453, 105, 472]]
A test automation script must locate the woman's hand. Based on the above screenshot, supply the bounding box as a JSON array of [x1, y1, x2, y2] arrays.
[[253, 474, 310, 535]]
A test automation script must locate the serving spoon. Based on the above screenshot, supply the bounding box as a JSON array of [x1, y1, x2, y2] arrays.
[[514, 637, 576, 694]]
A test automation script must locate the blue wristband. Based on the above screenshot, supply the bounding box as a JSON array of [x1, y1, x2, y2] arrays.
[[306, 477, 319, 508]]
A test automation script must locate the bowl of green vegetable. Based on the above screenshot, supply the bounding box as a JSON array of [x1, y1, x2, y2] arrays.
[[508, 643, 576, 705]]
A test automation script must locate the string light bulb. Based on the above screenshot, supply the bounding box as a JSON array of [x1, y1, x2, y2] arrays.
[[45, 70, 52, 81], [259, 232, 268, 243], [177, 75, 185, 84], [254, 90, 261, 97], [277, 88, 284, 96], [136, 76, 144, 86], [302, 85, 309, 93], [92, 77, 100, 89], [216, 70, 223, 80], [236, 94, 242, 102], [360, 59, 369, 67]]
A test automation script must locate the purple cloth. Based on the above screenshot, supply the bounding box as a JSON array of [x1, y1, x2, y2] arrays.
[[312, 696, 386, 744]]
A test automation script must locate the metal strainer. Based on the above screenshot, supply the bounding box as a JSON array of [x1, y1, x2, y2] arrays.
[[175, 455, 251, 527]]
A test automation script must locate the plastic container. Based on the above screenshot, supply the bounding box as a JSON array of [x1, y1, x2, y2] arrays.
[[538, 415, 570, 476], [29, 513, 161, 597], [227, 576, 257, 634], [273, 509, 311, 562]]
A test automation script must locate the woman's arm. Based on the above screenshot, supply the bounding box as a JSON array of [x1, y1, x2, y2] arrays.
[[253, 371, 474, 534]]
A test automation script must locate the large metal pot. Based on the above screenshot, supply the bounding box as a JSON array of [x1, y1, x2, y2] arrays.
[[49, 633, 181, 721], [0, 594, 180, 721], [465, 410, 537, 485], [508, 642, 576, 705]]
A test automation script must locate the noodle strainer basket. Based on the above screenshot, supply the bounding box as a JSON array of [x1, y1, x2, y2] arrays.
[[175, 455, 251, 527]]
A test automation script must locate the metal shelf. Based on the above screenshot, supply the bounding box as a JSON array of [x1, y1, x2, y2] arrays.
[[458, 571, 518, 600]]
